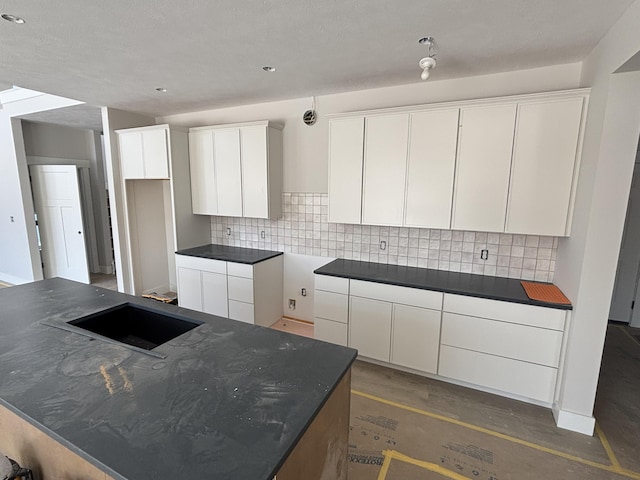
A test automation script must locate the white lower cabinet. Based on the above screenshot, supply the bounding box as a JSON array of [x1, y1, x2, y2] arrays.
[[313, 273, 569, 406], [349, 297, 393, 362], [314, 275, 349, 346], [391, 304, 441, 374], [346, 279, 443, 370], [176, 253, 283, 326], [438, 294, 567, 404]]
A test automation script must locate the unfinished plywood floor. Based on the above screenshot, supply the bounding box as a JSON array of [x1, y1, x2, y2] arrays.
[[270, 317, 314, 338], [271, 320, 640, 479]]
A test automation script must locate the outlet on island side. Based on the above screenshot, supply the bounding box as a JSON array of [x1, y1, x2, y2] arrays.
[[289, 299, 296, 310], [480, 249, 489, 261]]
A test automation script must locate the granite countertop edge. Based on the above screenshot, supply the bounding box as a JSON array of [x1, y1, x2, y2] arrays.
[[175, 243, 283, 265], [314, 259, 572, 311]]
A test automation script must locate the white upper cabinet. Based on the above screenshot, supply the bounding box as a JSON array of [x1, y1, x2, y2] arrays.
[[118, 126, 169, 179], [362, 113, 410, 226], [506, 98, 585, 236], [189, 130, 217, 215], [327, 89, 588, 236], [214, 128, 243, 217], [452, 104, 517, 232], [188, 121, 283, 219], [328, 117, 365, 224], [405, 109, 460, 229]]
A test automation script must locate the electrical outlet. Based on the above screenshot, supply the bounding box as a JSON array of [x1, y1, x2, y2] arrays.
[[301, 288, 307, 297], [288, 299, 296, 310], [260, 230, 265, 239], [226, 227, 231, 236], [480, 249, 489, 260], [380, 240, 387, 251]]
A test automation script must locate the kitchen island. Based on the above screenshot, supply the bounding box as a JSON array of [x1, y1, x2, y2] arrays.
[[0, 278, 357, 480]]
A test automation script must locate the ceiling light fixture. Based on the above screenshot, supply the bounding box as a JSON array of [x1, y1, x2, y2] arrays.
[[1, 13, 25, 24], [262, 66, 276, 72], [418, 36, 437, 81], [155, 87, 167, 93]]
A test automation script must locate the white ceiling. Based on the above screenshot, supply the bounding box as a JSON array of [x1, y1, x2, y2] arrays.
[[0, 0, 636, 118], [19, 104, 103, 132]]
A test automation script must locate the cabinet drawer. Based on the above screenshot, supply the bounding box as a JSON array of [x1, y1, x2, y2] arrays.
[[314, 318, 348, 347], [438, 345, 557, 403], [350, 279, 442, 310], [175, 254, 227, 275], [228, 275, 254, 303], [441, 312, 563, 367], [314, 290, 348, 324], [443, 293, 566, 330], [227, 262, 253, 279], [314, 274, 349, 294], [229, 300, 254, 324]]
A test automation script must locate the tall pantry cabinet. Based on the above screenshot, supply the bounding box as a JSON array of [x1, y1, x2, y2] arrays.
[[116, 124, 210, 296]]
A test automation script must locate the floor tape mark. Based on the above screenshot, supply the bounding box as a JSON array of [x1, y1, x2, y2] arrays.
[[352, 389, 640, 480], [378, 450, 471, 480], [596, 423, 622, 469]]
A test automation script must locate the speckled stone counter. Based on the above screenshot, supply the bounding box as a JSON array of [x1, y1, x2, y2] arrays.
[[0, 278, 356, 480], [175, 244, 283, 264], [314, 258, 571, 310]]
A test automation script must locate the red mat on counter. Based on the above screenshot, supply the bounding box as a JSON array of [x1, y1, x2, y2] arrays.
[[520, 281, 571, 305]]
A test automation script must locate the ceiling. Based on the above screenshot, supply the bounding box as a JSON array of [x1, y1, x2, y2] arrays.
[[19, 104, 104, 131], [0, 0, 636, 118]]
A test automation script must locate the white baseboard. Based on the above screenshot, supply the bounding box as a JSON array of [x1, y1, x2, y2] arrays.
[[552, 404, 595, 436]]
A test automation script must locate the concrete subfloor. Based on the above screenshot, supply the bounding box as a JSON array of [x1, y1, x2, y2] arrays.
[[272, 320, 640, 479], [89, 273, 117, 291]]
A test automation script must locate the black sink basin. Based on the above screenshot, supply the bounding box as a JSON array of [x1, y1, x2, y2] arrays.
[[68, 304, 201, 351]]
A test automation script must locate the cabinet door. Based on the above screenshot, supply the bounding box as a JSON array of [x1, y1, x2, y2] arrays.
[[405, 109, 459, 229], [177, 267, 203, 311], [214, 128, 243, 217], [202, 271, 228, 317], [189, 130, 217, 215], [506, 98, 584, 236], [391, 304, 441, 374], [314, 318, 348, 346], [142, 128, 169, 178], [119, 131, 144, 179], [362, 114, 409, 226], [452, 104, 517, 232], [328, 117, 365, 224], [349, 296, 392, 361], [241, 125, 269, 219]]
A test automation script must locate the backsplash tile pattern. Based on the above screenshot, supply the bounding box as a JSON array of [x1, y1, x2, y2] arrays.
[[211, 193, 557, 282]]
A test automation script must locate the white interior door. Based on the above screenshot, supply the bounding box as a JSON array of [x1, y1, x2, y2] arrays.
[[30, 165, 90, 284], [610, 157, 640, 324]]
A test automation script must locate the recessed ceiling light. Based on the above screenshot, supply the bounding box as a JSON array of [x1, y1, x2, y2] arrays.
[[155, 87, 167, 93], [262, 66, 276, 73], [1, 14, 26, 24]]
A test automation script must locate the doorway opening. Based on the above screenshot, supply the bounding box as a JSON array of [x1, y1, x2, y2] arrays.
[[609, 136, 640, 327]]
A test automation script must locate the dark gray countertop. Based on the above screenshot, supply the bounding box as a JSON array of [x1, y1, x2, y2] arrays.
[[0, 278, 356, 480], [175, 244, 283, 264], [314, 259, 572, 310]]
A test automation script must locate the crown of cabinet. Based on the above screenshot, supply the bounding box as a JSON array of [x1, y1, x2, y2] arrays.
[[188, 121, 283, 220], [327, 89, 589, 237]]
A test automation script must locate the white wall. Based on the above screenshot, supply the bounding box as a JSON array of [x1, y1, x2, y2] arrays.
[[21, 121, 114, 273], [0, 90, 83, 284], [283, 253, 335, 321], [553, 0, 640, 435], [159, 63, 582, 193]]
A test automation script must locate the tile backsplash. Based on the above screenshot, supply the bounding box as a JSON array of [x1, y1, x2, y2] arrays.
[[211, 193, 557, 282]]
